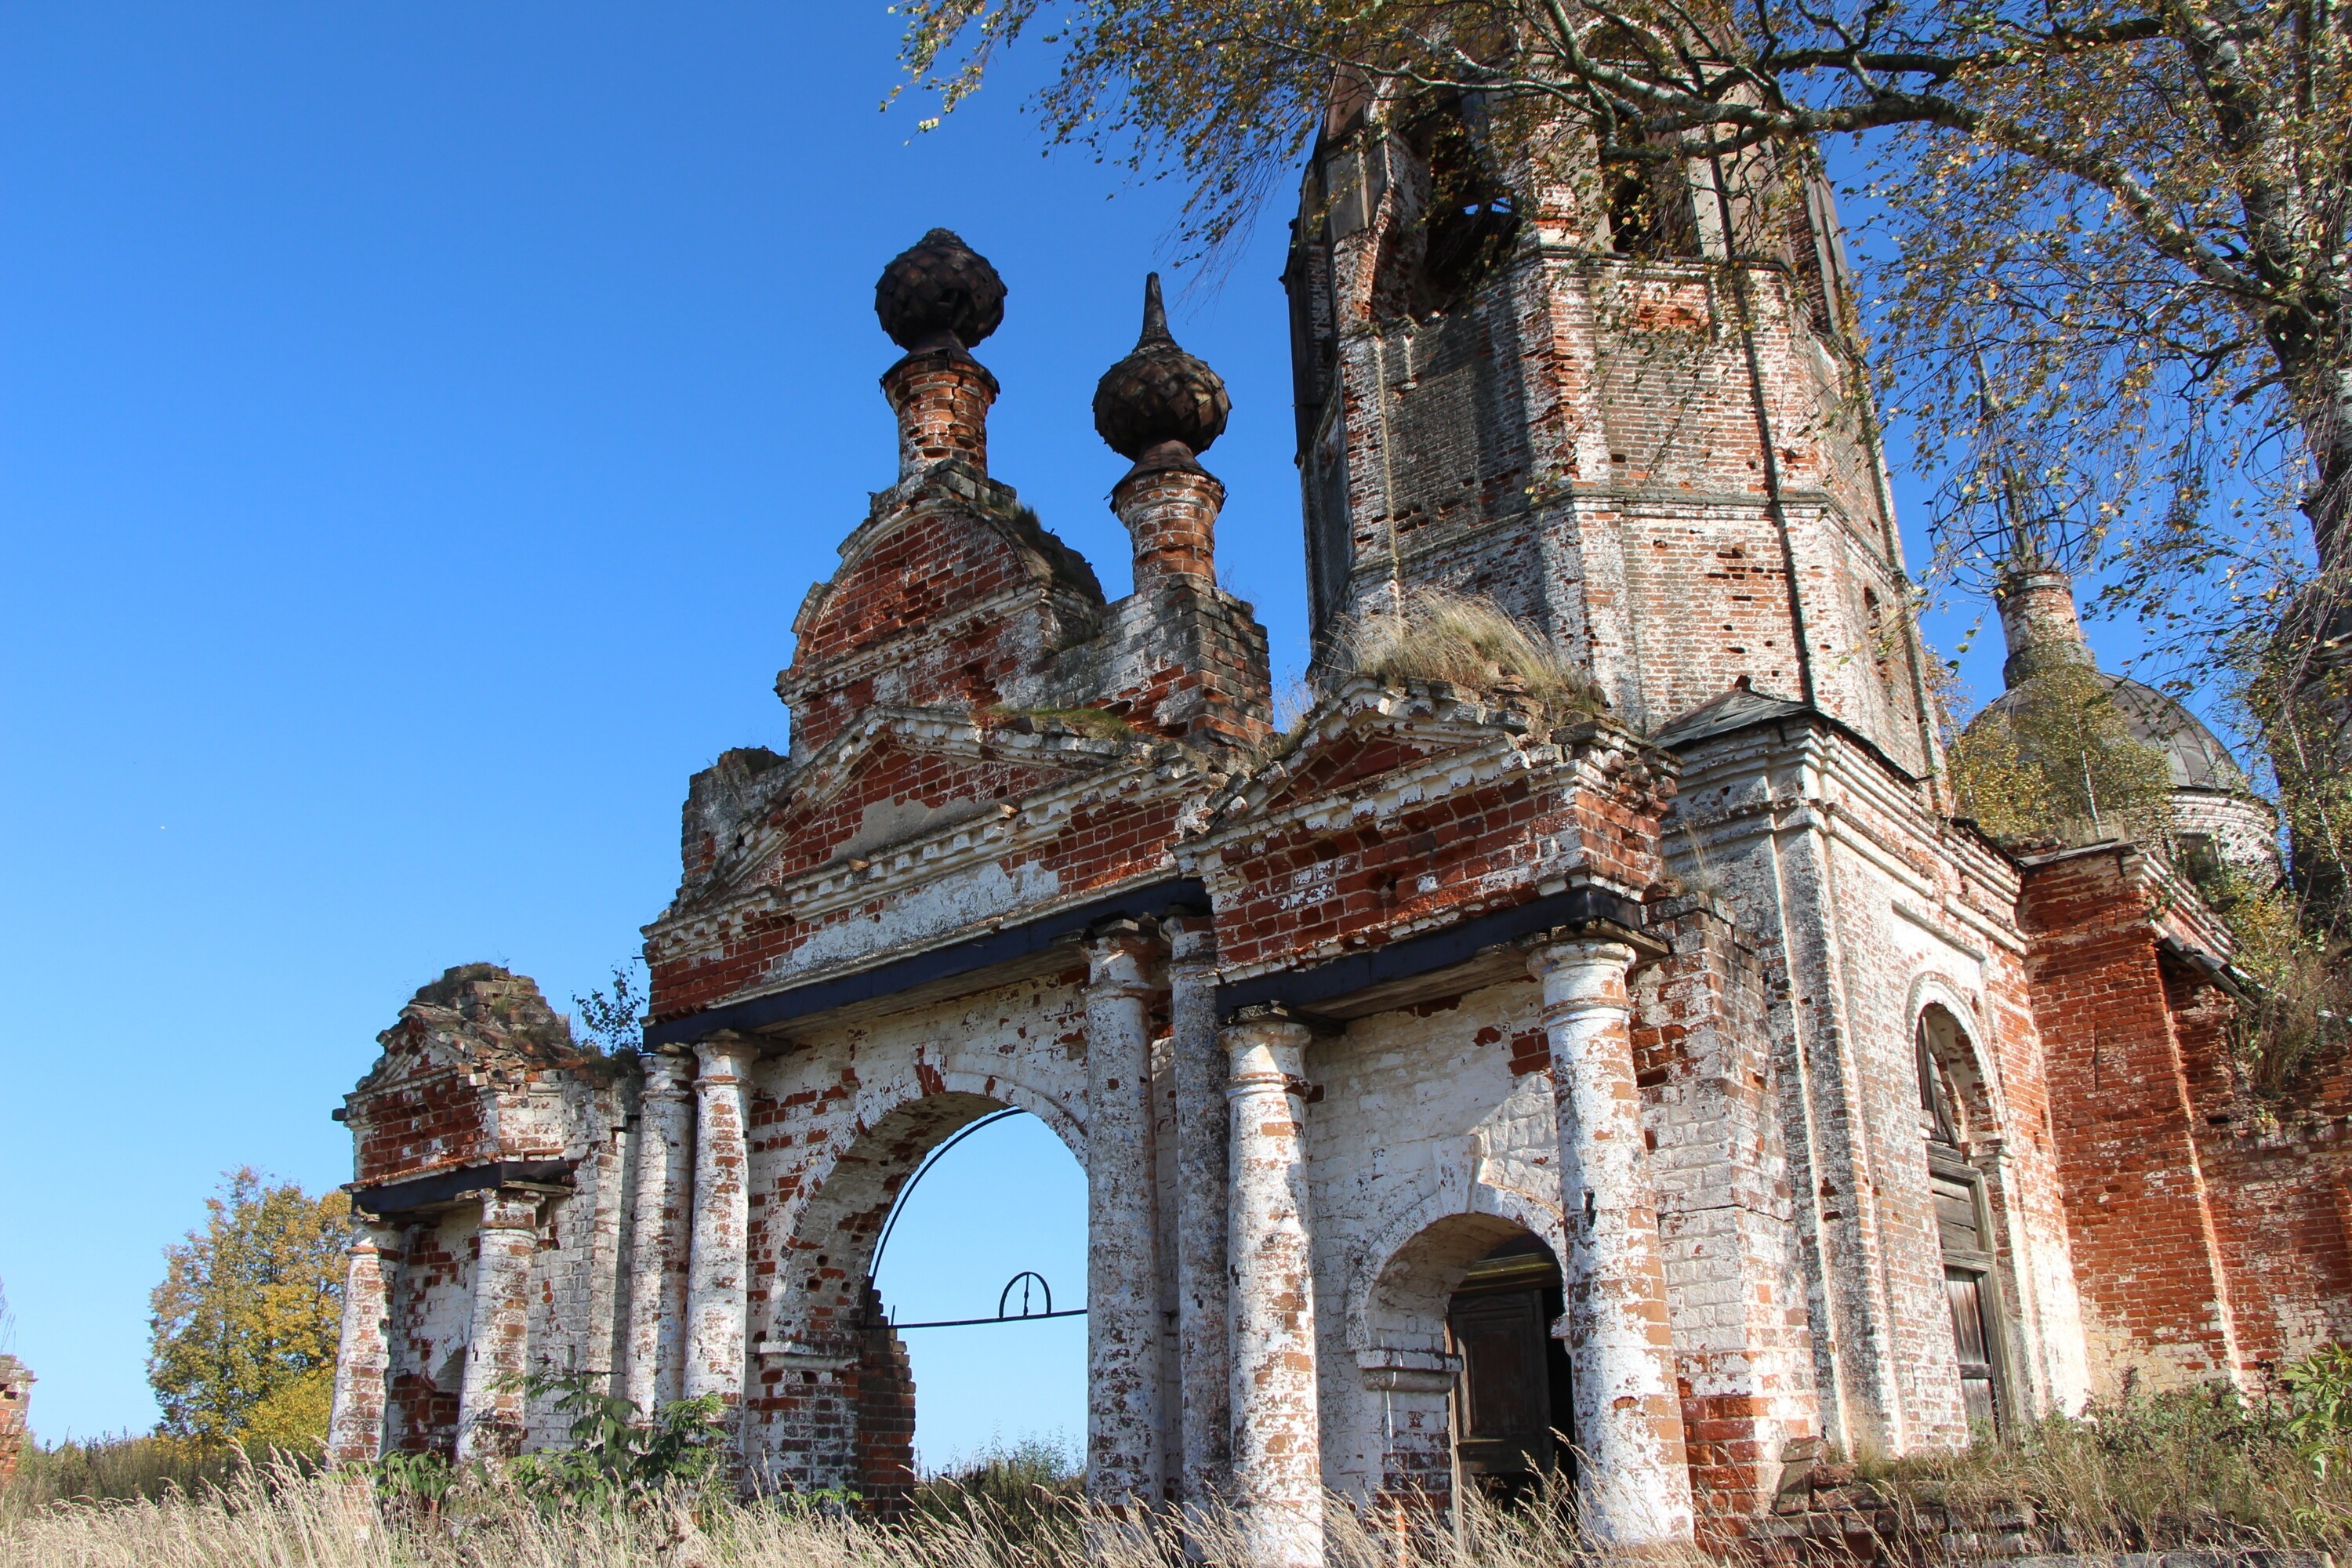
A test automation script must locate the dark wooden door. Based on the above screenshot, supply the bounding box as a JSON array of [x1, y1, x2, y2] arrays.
[[1449, 1287, 1553, 1479]]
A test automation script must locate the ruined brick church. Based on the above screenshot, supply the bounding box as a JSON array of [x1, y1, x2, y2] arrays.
[[327, 89, 2352, 1558]]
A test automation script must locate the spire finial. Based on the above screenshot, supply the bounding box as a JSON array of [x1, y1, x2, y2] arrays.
[[1138, 273, 1172, 347]]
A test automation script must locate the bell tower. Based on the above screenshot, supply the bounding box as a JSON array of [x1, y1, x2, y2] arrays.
[[1285, 89, 1937, 773]]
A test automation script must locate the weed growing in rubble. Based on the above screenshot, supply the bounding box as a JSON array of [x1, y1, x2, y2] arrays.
[[1340, 590, 1606, 727]]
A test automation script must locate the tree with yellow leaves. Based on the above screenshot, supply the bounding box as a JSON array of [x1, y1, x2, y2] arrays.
[[147, 1168, 350, 1449]]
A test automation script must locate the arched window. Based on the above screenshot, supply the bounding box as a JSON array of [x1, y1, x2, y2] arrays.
[[1602, 155, 1699, 259]]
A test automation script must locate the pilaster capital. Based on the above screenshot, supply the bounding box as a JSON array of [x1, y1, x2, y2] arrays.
[[1083, 918, 1165, 993], [1221, 1004, 1312, 1083], [477, 1189, 542, 1233], [640, 1047, 697, 1098], [1522, 920, 1665, 988], [1163, 909, 1218, 969], [691, 1030, 761, 1080], [347, 1224, 399, 1261]]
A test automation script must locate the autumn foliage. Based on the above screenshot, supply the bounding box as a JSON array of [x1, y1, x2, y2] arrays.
[[146, 1168, 350, 1450]]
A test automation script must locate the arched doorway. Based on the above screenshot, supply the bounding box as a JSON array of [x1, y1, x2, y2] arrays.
[[1446, 1234, 1575, 1501], [1359, 1209, 1575, 1512], [1918, 1004, 2015, 1436]]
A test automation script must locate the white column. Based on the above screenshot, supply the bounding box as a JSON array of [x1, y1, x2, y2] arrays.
[[1084, 920, 1165, 1504], [456, 1191, 538, 1462], [684, 1032, 758, 1406], [624, 1050, 696, 1416], [326, 1221, 397, 1466], [1529, 935, 1695, 1544], [1224, 1007, 1322, 1568], [1169, 913, 1231, 1506]]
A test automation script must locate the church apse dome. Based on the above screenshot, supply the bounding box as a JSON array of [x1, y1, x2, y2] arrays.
[[1976, 557, 2278, 878]]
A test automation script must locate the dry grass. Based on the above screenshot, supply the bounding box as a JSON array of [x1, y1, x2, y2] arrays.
[[1859, 1387, 2352, 1556], [1339, 590, 1605, 726], [12, 1392, 2352, 1566], [0, 1463, 1683, 1568]]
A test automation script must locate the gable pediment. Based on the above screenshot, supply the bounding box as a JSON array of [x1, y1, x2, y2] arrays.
[[683, 707, 1160, 905], [1204, 678, 1548, 831]]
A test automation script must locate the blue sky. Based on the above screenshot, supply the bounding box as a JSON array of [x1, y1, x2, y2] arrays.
[[0, 2, 2138, 1457]]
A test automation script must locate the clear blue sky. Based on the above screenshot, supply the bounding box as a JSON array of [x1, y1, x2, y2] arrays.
[[0, 1, 2150, 1458]]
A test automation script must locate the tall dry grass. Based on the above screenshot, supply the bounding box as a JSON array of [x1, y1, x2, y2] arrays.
[[0, 1463, 1672, 1568], [10, 1391, 2352, 1567]]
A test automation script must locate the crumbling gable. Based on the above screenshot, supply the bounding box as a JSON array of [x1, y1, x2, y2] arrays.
[[782, 492, 1108, 758], [1189, 677, 1673, 988], [343, 964, 585, 1186]]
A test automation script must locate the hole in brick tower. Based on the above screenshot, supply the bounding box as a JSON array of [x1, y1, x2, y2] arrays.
[[868, 1109, 1087, 1480], [1447, 1232, 1575, 1503]]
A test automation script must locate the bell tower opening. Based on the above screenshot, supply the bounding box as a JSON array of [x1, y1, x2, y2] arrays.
[[1446, 1232, 1575, 1501], [1367, 96, 1522, 322]]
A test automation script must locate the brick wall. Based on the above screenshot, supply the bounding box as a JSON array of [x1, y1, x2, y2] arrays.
[[1192, 683, 1672, 982], [0, 1356, 31, 1488], [856, 1291, 918, 1517], [1633, 898, 1819, 1523], [2170, 949, 2352, 1374], [2020, 844, 2243, 1395]]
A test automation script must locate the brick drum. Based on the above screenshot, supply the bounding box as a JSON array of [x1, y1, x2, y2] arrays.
[[325, 95, 2351, 1562]]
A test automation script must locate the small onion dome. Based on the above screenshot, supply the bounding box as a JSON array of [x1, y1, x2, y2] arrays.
[[875, 228, 1007, 354], [1093, 273, 1230, 463]]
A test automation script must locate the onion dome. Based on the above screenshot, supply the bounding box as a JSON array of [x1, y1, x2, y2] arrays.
[[875, 228, 1007, 354], [1092, 274, 1231, 463]]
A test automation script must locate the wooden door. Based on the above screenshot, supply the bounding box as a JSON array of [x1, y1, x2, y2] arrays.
[[1931, 1160, 2005, 1435], [1448, 1287, 1553, 1479]]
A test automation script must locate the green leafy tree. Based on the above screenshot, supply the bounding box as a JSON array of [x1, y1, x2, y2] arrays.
[[147, 1168, 351, 1447], [1947, 658, 2176, 848], [572, 960, 647, 1057]]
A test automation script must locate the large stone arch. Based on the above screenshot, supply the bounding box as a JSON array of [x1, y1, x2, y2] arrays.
[[740, 1051, 1088, 1503]]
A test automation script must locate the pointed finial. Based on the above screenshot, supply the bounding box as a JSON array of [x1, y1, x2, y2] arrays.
[[1138, 273, 1173, 347], [1094, 272, 1230, 464]]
